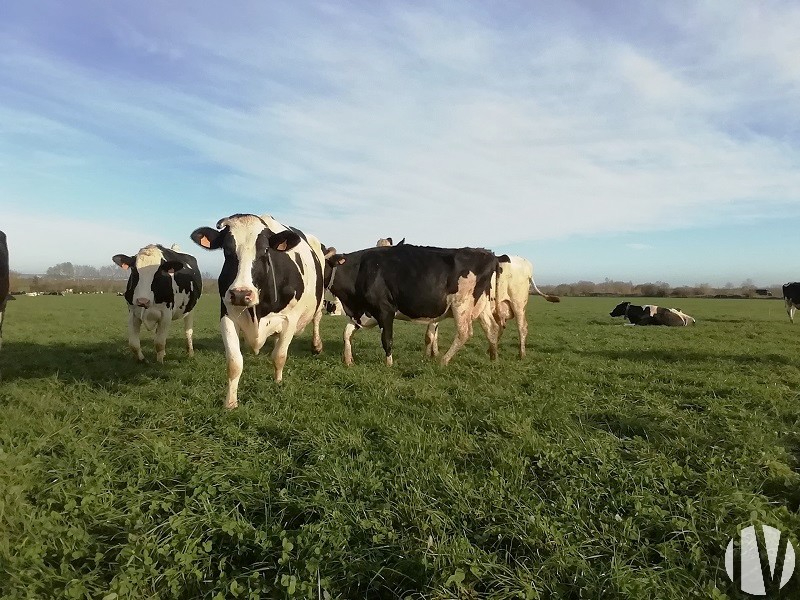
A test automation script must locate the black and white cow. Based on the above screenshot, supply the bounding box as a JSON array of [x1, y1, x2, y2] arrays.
[[609, 302, 695, 326], [324, 243, 509, 366], [191, 214, 326, 409], [0, 230, 8, 350], [783, 282, 800, 323], [112, 244, 202, 363]]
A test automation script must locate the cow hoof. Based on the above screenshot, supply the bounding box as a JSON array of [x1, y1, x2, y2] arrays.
[[312, 346, 322, 355], [386, 356, 393, 367], [223, 401, 238, 410]]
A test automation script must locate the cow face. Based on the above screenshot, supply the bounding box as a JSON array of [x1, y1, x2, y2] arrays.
[[609, 301, 630, 317], [113, 245, 184, 308], [191, 214, 301, 307]]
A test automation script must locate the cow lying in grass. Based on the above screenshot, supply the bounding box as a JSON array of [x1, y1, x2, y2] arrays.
[[610, 302, 696, 326]]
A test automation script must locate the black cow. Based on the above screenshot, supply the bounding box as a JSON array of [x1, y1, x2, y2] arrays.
[[783, 282, 800, 323], [112, 244, 202, 363], [609, 301, 695, 326], [324, 243, 509, 366], [191, 214, 326, 409], [0, 230, 8, 350]]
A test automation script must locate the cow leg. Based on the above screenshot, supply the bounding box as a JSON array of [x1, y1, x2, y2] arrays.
[[514, 302, 528, 359], [271, 321, 298, 383], [343, 317, 378, 366], [425, 322, 439, 357], [221, 315, 243, 409], [128, 312, 145, 361], [0, 308, 4, 351], [787, 300, 796, 324], [476, 302, 500, 361], [379, 314, 395, 366], [311, 304, 323, 354], [153, 315, 171, 363], [440, 300, 473, 365], [184, 311, 195, 357]]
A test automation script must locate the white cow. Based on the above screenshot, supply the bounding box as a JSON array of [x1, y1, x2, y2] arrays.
[[426, 255, 559, 359]]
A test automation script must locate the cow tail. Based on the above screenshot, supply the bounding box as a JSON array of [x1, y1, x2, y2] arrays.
[[531, 276, 560, 303]]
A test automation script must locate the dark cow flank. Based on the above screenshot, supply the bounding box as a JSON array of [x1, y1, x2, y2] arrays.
[[0, 230, 9, 350], [783, 282, 800, 323], [112, 244, 202, 362]]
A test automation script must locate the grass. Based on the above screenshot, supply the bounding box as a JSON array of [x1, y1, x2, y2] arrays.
[[0, 294, 798, 599]]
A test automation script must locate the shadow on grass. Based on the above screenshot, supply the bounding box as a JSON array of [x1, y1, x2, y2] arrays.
[[0, 337, 214, 385], [578, 348, 794, 366], [0, 332, 346, 387]]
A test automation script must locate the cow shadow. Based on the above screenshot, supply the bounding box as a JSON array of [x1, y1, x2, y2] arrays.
[[0, 335, 224, 388], [578, 348, 793, 366]]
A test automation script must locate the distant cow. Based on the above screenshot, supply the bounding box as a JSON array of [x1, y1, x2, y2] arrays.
[[191, 214, 326, 409], [0, 230, 8, 350], [610, 302, 696, 326], [325, 243, 509, 366], [112, 244, 202, 363], [425, 255, 560, 359], [783, 283, 800, 323]]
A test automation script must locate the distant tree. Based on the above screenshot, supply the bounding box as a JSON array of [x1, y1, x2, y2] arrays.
[[45, 262, 75, 278], [74, 265, 100, 278]]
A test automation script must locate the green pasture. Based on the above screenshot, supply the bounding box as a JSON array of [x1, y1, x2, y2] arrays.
[[0, 294, 798, 598]]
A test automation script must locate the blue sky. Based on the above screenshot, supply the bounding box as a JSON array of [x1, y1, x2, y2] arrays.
[[1, 0, 798, 285]]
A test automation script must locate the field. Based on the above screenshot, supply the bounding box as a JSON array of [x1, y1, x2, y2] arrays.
[[1, 294, 798, 599]]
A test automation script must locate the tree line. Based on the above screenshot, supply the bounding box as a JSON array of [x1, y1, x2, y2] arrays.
[[8, 268, 781, 299]]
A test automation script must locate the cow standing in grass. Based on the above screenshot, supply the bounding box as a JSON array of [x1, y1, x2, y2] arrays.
[[783, 282, 800, 323], [0, 230, 8, 350], [426, 255, 560, 360], [112, 244, 202, 363], [324, 243, 508, 366], [191, 214, 326, 409]]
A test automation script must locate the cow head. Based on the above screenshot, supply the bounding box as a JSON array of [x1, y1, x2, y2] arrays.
[[191, 214, 301, 307], [609, 301, 630, 317], [112, 245, 184, 308]]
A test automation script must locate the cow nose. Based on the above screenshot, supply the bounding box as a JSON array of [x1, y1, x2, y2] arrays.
[[136, 298, 151, 308], [229, 287, 255, 306]]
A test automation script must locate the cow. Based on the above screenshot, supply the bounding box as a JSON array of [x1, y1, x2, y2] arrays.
[[324, 243, 509, 367], [112, 244, 202, 363], [609, 302, 696, 326], [783, 283, 800, 323], [0, 230, 8, 351], [190, 214, 326, 409], [426, 255, 560, 359]]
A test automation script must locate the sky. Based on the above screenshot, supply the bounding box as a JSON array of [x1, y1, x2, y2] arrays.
[[1, 0, 799, 285]]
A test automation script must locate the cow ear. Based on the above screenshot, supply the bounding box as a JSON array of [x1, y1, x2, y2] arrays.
[[160, 260, 184, 274], [268, 230, 302, 252], [191, 227, 223, 250], [498, 254, 511, 263], [387, 237, 393, 245], [397, 238, 405, 246], [112, 254, 133, 270]]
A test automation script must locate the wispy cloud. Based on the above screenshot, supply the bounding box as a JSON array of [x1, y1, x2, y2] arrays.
[[0, 1, 798, 275]]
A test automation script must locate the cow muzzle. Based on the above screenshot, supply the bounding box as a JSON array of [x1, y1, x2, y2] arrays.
[[135, 298, 152, 308], [228, 287, 257, 306]]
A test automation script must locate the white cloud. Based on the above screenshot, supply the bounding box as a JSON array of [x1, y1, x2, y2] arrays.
[[1, 1, 799, 269]]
